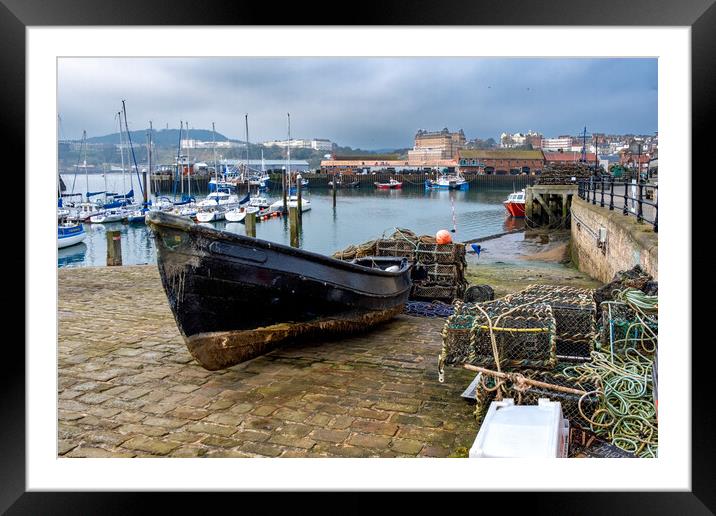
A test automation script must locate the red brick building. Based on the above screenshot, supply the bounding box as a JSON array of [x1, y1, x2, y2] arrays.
[[457, 149, 545, 175]]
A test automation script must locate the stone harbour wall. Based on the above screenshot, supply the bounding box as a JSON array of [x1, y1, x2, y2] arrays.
[[570, 197, 658, 283]]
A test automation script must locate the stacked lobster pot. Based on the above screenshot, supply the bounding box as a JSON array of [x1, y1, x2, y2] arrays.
[[535, 162, 595, 186], [374, 229, 468, 302], [503, 285, 597, 362], [439, 299, 558, 380]]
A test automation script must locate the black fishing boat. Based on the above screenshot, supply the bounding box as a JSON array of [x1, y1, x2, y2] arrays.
[[328, 175, 360, 189], [146, 211, 412, 370]]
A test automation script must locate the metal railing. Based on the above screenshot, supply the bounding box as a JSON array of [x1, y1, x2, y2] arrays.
[[577, 177, 658, 233]]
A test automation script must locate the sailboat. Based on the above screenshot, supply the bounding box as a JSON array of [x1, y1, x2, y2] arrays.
[[127, 122, 156, 224], [57, 169, 86, 248], [226, 115, 257, 222], [269, 113, 311, 213], [196, 122, 239, 222]]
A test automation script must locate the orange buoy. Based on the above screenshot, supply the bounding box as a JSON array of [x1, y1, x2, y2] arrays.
[[436, 229, 452, 244]]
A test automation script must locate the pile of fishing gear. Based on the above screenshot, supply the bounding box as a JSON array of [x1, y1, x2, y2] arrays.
[[333, 228, 468, 303], [536, 162, 599, 185], [438, 267, 658, 458]]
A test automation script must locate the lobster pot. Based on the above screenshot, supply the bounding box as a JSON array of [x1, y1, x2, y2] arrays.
[[599, 301, 658, 356], [505, 285, 596, 361], [441, 313, 474, 365], [536, 163, 594, 186], [411, 282, 464, 303], [513, 369, 599, 430], [376, 239, 416, 261], [441, 300, 558, 370], [415, 242, 465, 265], [424, 263, 458, 283]]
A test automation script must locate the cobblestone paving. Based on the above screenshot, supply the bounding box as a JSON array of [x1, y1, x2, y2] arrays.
[[58, 265, 477, 458]]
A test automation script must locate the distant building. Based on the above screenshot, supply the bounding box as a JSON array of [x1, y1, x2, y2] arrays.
[[220, 158, 310, 173], [540, 137, 572, 152], [407, 128, 466, 160], [500, 130, 541, 148], [181, 139, 240, 149], [262, 138, 334, 151], [458, 149, 544, 175], [320, 157, 457, 174]]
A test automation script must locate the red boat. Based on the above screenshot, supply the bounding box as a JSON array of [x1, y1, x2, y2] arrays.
[[374, 178, 403, 189], [503, 189, 526, 217]]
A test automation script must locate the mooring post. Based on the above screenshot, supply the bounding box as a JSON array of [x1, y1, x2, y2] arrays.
[[106, 230, 122, 266], [245, 211, 256, 237], [296, 175, 303, 224], [282, 169, 288, 213], [332, 174, 337, 207], [289, 206, 299, 248]]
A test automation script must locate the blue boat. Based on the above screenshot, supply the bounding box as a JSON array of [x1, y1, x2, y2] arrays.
[[57, 221, 86, 249], [208, 178, 236, 192], [425, 174, 469, 191]]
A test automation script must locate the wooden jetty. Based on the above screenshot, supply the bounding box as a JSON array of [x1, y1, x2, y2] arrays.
[[525, 184, 578, 229]]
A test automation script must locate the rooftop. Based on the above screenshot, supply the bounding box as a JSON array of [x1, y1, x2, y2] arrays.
[[459, 149, 544, 160]]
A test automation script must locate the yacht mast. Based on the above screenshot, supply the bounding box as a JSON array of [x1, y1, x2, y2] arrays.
[[187, 121, 191, 197], [245, 114, 250, 193], [82, 130, 88, 201], [212, 122, 218, 195], [174, 121, 183, 201], [118, 112, 126, 197], [146, 120, 153, 206]]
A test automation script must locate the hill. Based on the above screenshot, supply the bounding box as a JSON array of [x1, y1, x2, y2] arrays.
[[85, 128, 238, 146]]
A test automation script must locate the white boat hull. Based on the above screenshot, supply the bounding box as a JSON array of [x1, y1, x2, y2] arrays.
[[90, 213, 125, 224], [57, 232, 87, 249], [225, 210, 247, 223], [196, 210, 226, 222]]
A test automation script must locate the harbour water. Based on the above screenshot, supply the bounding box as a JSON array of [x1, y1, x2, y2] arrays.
[[58, 173, 524, 268]]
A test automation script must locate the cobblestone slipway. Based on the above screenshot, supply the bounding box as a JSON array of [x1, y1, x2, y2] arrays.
[[58, 265, 477, 458]]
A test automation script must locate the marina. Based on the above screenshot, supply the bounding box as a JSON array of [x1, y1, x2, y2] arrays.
[[57, 175, 524, 268], [53, 57, 660, 464]]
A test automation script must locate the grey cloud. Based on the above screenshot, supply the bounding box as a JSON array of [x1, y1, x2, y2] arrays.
[[58, 57, 657, 148]]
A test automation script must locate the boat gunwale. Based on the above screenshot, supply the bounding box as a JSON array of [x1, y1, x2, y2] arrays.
[[147, 211, 412, 278]]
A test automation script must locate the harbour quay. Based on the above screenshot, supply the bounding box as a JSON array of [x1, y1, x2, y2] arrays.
[[58, 265, 478, 458]]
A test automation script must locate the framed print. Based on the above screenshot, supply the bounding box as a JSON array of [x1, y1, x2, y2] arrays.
[[5, 0, 713, 513]]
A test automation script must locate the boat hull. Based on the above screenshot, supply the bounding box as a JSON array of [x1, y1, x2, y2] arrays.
[[504, 201, 526, 217], [146, 212, 412, 370], [57, 231, 87, 249], [425, 180, 469, 191], [375, 183, 402, 189]]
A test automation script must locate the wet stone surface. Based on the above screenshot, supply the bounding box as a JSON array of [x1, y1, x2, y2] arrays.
[[58, 265, 477, 458]]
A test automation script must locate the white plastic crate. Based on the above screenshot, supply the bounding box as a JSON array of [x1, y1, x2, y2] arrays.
[[469, 398, 569, 458]]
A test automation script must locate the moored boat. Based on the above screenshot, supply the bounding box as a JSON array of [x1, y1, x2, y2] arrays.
[[146, 211, 412, 370], [503, 189, 526, 217], [89, 207, 127, 224], [57, 221, 87, 248], [425, 174, 469, 190], [225, 205, 259, 223], [328, 174, 360, 189], [374, 178, 402, 189]]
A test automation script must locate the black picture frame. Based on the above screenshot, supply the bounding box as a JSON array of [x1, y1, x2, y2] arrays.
[[5, 0, 711, 513]]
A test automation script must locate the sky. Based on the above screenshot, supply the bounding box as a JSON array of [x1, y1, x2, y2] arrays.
[[58, 57, 657, 149]]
